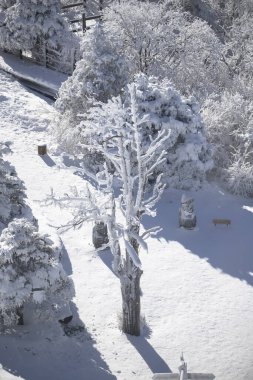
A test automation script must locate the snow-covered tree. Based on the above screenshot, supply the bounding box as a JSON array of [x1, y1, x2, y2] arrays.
[[53, 22, 128, 153], [223, 13, 253, 79], [48, 74, 212, 335], [80, 74, 212, 189], [0, 0, 73, 52], [202, 91, 253, 169], [0, 147, 25, 227], [47, 83, 169, 335], [103, 0, 228, 100], [202, 90, 253, 195], [0, 218, 74, 327]]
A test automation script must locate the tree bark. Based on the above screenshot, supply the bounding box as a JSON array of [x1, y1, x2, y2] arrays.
[[120, 253, 142, 336], [120, 225, 143, 336]]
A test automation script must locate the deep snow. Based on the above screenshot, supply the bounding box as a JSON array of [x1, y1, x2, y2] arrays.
[[0, 70, 253, 380]]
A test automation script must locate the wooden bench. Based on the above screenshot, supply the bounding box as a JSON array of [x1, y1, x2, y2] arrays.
[[212, 219, 231, 227]]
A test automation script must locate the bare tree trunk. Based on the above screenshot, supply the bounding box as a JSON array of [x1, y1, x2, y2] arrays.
[[120, 253, 142, 336], [120, 224, 143, 336]]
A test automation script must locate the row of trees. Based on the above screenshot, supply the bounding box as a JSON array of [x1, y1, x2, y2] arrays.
[[0, 145, 73, 328]]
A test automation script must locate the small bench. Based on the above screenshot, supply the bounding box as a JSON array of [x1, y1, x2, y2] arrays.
[[212, 219, 231, 227]]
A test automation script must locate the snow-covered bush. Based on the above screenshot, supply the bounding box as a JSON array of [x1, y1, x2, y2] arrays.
[[202, 91, 253, 170], [224, 13, 253, 79], [81, 74, 213, 189], [103, 0, 228, 100], [226, 150, 253, 197], [53, 22, 128, 152], [0, 0, 74, 52], [0, 218, 74, 327], [0, 148, 25, 227], [202, 90, 253, 196]]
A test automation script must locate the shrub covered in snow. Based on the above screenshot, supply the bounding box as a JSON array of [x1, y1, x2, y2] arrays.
[[203, 91, 253, 169], [103, 0, 228, 100], [0, 218, 74, 327], [0, 148, 25, 227], [226, 150, 253, 197], [53, 22, 128, 152], [81, 73, 213, 189], [0, 0, 74, 52]]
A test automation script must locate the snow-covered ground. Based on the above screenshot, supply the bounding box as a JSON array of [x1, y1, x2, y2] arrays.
[[0, 52, 67, 96], [0, 70, 253, 380]]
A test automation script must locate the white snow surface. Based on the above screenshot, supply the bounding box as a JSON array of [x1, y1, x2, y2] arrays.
[[0, 70, 253, 380]]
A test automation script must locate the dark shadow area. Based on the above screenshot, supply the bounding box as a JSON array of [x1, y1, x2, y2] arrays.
[[0, 189, 116, 379], [97, 248, 116, 276], [0, 302, 117, 380], [127, 335, 172, 374], [0, 286, 116, 380], [60, 240, 73, 276], [40, 154, 56, 167], [142, 188, 253, 286]]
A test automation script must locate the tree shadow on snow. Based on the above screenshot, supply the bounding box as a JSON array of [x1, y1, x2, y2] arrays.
[[0, 207, 116, 379], [142, 188, 253, 286], [97, 248, 116, 276], [0, 301, 117, 380], [60, 240, 73, 276], [127, 334, 172, 374]]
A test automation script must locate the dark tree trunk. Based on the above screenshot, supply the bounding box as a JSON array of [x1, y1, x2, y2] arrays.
[[120, 225, 143, 336], [120, 254, 142, 335]]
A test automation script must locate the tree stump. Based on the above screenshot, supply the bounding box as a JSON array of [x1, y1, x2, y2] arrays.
[[92, 222, 109, 248], [38, 144, 47, 155]]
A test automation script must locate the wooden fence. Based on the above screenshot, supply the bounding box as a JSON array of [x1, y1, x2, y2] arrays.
[[62, 0, 103, 33], [19, 44, 77, 75]]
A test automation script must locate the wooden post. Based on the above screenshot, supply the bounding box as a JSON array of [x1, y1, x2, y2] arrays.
[[19, 50, 22, 59], [82, 13, 86, 33], [38, 144, 47, 155], [99, 0, 103, 11]]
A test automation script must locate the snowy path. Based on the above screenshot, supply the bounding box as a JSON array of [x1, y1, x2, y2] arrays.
[[0, 71, 253, 380]]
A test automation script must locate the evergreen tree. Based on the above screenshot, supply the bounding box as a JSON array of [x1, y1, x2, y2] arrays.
[[0, 0, 71, 51], [0, 147, 25, 227], [54, 22, 128, 153], [0, 218, 74, 327], [81, 74, 213, 189]]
